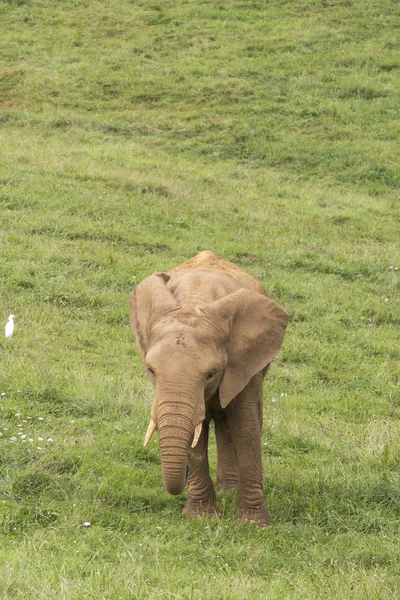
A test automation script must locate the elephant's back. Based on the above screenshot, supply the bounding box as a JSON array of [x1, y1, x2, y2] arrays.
[[168, 251, 267, 297]]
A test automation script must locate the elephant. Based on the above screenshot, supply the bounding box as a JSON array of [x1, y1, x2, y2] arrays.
[[130, 251, 289, 526]]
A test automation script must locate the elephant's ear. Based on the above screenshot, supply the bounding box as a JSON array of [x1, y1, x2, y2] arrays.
[[130, 273, 179, 360], [202, 289, 289, 408]]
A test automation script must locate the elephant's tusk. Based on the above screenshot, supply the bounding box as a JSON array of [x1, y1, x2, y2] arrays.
[[191, 422, 202, 448], [144, 419, 156, 447]]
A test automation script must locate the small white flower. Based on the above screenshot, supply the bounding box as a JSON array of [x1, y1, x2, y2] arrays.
[[47, 437, 53, 443], [280, 392, 287, 397], [36, 447, 43, 450], [156, 526, 162, 530], [0, 432, 3, 437], [17, 390, 22, 393], [29, 439, 33, 442], [38, 417, 44, 421], [10, 436, 17, 441], [21, 434, 26, 439], [22, 439, 26, 443], [83, 521, 91, 527], [38, 437, 43, 441], [1, 393, 5, 397], [15, 413, 20, 417], [271, 397, 277, 402], [4, 428, 8, 431]]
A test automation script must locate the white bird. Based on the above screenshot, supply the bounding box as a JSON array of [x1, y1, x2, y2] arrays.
[[5, 314, 15, 338]]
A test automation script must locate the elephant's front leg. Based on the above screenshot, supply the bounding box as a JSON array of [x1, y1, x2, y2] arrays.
[[182, 420, 216, 518], [227, 373, 270, 526]]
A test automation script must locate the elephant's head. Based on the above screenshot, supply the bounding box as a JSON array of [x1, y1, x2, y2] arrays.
[[130, 272, 288, 495]]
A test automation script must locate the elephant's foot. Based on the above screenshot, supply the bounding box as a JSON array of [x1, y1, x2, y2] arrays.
[[238, 506, 270, 527], [182, 496, 216, 518], [184, 471, 216, 518], [237, 489, 270, 526]]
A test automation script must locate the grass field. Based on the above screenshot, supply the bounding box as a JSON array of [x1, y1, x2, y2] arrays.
[[0, 0, 399, 598]]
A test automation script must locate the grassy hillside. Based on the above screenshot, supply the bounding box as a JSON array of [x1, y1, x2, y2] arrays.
[[0, 1, 399, 598]]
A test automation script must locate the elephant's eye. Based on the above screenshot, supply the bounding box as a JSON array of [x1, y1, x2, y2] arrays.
[[206, 369, 217, 382], [147, 366, 156, 377]]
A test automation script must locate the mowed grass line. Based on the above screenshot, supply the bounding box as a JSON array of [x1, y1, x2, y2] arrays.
[[0, 0, 399, 598]]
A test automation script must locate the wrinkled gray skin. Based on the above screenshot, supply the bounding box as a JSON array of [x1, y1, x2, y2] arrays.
[[130, 251, 289, 526]]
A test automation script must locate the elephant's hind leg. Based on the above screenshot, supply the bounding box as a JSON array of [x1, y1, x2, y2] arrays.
[[214, 413, 239, 491], [182, 420, 216, 518]]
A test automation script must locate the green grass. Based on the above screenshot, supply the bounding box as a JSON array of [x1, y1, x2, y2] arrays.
[[0, 0, 399, 598]]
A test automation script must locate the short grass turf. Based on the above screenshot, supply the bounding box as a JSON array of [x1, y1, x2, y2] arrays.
[[0, 1, 399, 598]]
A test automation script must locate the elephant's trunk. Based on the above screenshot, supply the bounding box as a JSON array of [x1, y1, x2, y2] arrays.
[[156, 391, 199, 495]]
